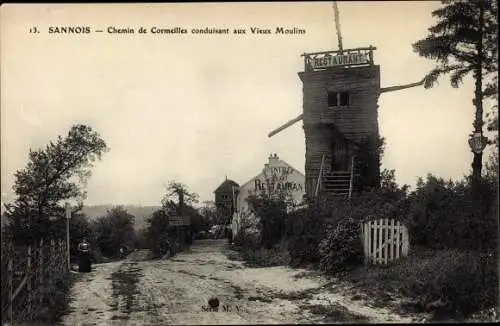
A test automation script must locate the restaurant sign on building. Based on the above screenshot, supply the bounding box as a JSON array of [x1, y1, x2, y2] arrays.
[[232, 154, 305, 239]]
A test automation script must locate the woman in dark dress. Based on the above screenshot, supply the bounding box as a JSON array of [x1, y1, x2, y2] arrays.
[[77, 238, 92, 273]]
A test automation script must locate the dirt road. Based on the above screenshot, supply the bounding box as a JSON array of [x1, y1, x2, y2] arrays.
[[62, 240, 427, 325]]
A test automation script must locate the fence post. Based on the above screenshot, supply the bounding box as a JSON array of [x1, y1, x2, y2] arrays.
[[60, 239, 66, 274], [395, 221, 401, 260], [38, 239, 44, 305], [363, 221, 370, 263], [50, 239, 55, 276], [402, 226, 409, 256], [389, 219, 394, 262], [66, 203, 71, 272], [368, 220, 372, 264], [377, 219, 383, 264], [383, 218, 389, 265], [361, 222, 366, 263], [27, 245, 32, 319], [8, 258, 13, 325]]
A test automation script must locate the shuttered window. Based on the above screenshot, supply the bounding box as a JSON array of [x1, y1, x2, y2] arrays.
[[328, 91, 350, 107]]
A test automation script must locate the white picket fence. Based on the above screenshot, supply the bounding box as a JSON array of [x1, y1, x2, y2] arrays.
[[361, 218, 409, 265]]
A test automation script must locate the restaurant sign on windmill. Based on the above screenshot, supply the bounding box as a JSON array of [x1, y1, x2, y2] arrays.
[[309, 49, 372, 70]]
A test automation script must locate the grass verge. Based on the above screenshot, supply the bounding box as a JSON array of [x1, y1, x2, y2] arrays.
[[232, 240, 291, 268], [340, 247, 498, 321], [31, 271, 82, 324]]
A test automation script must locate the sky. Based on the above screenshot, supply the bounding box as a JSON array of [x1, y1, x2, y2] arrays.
[[1, 2, 496, 207]]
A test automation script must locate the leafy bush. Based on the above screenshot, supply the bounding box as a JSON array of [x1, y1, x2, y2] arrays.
[[407, 174, 497, 252], [318, 218, 364, 273], [233, 222, 261, 250], [400, 249, 498, 319], [92, 206, 136, 258], [285, 169, 408, 269], [246, 194, 288, 249], [343, 247, 498, 320], [285, 206, 326, 267]]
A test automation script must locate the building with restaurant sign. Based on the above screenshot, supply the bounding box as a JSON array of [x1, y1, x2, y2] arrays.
[[231, 154, 305, 240]]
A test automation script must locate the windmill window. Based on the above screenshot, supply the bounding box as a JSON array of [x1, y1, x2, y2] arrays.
[[328, 91, 350, 107]]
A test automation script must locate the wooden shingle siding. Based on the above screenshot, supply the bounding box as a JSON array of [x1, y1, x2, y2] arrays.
[[300, 65, 381, 196]]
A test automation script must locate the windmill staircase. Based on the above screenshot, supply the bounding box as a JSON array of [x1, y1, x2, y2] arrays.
[[315, 154, 359, 199], [322, 171, 359, 197]]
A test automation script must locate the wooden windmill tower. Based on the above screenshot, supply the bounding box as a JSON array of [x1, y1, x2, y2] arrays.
[[268, 2, 426, 200]]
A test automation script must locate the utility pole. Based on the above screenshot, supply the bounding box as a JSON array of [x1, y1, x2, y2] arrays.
[[178, 191, 184, 249], [65, 203, 71, 271]]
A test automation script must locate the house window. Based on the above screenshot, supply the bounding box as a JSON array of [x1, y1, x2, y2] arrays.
[[328, 91, 350, 107]]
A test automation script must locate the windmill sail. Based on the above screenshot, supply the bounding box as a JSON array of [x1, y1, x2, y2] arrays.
[[268, 114, 303, 138]]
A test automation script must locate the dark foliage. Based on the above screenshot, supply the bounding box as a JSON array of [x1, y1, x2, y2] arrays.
[[92, 206, 136, 258], [407, 174, 497, 252], [246, 194, 288, 249], [145, 209, 170, 257], [237, 241, 291, 268], [285, 205, 327, 267], [355, 134, 385, 190], [134, 227, 149, 249], [399, 250, 498, 320], [318, 218, 364, 273], [33, 273, 75, 323]]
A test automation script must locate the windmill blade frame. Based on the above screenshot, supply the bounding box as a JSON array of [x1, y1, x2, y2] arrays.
[[268, 114, 303, 138]]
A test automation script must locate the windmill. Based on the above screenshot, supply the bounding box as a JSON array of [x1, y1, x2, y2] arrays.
[[268, 2, 427, 199]]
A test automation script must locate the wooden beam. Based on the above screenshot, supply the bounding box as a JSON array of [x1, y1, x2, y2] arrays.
[[379, 78, 425, 94], [268, 114, 303, 138]]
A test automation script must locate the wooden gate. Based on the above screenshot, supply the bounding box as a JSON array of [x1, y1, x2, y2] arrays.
[[361, 218, 409, 265]]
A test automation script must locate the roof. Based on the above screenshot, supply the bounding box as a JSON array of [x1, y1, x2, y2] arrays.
[[214, 179, 240, 193]]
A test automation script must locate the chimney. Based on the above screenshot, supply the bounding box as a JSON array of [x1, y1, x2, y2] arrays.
[[268, 153, 280, 165]]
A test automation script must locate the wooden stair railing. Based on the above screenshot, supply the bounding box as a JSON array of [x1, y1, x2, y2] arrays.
[[348, 156, 355, 200], [315, 153, 326, 198]]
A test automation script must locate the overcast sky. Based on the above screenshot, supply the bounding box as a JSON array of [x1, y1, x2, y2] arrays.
[[1, 2, 494, 207]]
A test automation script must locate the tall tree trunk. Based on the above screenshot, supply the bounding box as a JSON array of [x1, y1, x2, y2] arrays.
[[472, 2, 485, 196]]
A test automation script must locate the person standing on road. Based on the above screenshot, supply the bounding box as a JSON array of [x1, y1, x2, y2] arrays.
[[77, 238, 92, 273]]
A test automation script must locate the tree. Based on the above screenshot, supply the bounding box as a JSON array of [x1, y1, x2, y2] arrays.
[[198, 200, 217, 226], [93, 206, 136, 258], [4, 124, 108, 244], [413, 0, 498, 192], [161, 181, 199, 215], [145, 209, 171, 257], [183, 205, 204, 235], [135, 227, 149, 249]]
